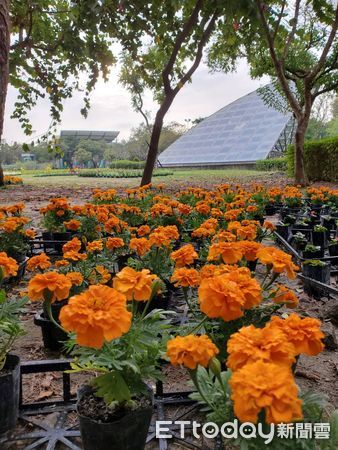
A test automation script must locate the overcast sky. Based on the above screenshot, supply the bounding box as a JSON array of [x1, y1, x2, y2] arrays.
[[3, 59, 269, 144]]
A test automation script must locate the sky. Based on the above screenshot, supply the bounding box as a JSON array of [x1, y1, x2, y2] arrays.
[[3, 59, 269, 144]]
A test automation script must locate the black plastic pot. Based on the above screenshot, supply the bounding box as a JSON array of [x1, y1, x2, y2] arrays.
[[138, 289, 172, 314], [77, 385, 153, 450], [52, 231, 72, 253], [280, 207, 301, 220], [276, 224, 289, 240], [312, 231, 327, 248], [34, 311, 68, 351], [302, 248, 324, 259], [42, 231, 71, 253], [117, 253, 133, 271], [302, 262, 331, 284], [264, 205, 276, 216], [0, 354, 20, 434], [328, 243, 338, 257], [293, 240, 307, 252], [323, 217, 337, 231], [247, 260, 258, 272]]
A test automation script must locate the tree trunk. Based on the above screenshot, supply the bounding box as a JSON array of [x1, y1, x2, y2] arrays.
[[294, 119, 309, 186], [141, 94, 174, 186], [0, 0, 10, 187]]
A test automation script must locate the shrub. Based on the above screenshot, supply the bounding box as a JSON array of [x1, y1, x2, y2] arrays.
[[78, 169, 173, 178], [109, 160, 145, 170], [255, 157, 287, 171], [287, 136, 338, 181]]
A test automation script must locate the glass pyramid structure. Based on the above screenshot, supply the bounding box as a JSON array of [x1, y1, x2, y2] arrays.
[[158, 87, 293, 167]]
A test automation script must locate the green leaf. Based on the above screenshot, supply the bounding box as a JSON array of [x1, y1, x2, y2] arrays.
[[90, 372, 131, 404]]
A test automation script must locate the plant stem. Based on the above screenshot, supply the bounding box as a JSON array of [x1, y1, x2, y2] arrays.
[[45, 299, 68, 333]]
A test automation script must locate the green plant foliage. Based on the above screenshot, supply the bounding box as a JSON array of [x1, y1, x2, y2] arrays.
[[287, 136, 338, 181], [78, 169, 173, 178], [255, 158, 287, 172]]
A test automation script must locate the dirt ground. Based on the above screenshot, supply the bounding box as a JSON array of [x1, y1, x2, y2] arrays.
[[1, 177, 337, 449]]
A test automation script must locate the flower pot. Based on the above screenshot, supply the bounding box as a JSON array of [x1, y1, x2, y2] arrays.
[[302, 248, 324, 259], [51, 231, 72, 254], [312, 231, 327, 248], [77, 385, 153, 450], [34, 311, 68, 351], [0, 354, 20, 434], [276, 224, 289, 240], [323, 217, 336, 231], [138, 289, 172, 314], [264, 205, 276, 216], [247, 260, 258, 272], [117, 254, 133, 271], [328, 244, 338, 257], [302, 262, 331, 284]]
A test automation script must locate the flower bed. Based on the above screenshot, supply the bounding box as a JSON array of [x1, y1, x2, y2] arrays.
[[0, 182, 337, 448]]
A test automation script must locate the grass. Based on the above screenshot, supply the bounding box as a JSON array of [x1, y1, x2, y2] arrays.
[[19, 168, 272, 188]]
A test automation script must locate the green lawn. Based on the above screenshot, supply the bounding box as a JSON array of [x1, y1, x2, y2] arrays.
[[21, 168, 273, 188]]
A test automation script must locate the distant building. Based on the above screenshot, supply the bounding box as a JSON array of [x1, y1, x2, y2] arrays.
[[158, 87, 295, 168], [21, 153, 35, 162], [60, 130, 119, 143]]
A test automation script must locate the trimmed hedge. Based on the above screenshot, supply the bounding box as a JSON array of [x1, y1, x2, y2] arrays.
[[78, 169, 173, 178], [255, 157, 287, 172], [109, 160, 145, 169], [287, 135, 338, 182]]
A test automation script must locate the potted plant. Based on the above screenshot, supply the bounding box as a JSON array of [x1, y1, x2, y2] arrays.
[[302, 259, 331, 284], [322, 215, 336, 232], [302, 244, 324, 259], [312, 224, 328, 248], [328, 238, 338, 257], [56, 276, 170, 450], [294, 218, 312, 230], [275, 221, 290, 240], [292, 232, 307, 252], [40, 197, 73, 252], [0, 254, 26, 434], [0, 214, 31, 270]]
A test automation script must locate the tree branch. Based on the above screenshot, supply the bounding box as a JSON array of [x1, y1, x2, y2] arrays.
[[162, 0, 204, 96], [282, 0, 301, 62], [255, 0, 302, 117], [308, 4, 338, 81], [173, 11, 219, 95], [273, 0, 286, 42]]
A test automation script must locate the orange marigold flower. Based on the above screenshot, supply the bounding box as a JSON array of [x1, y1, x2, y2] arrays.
[[236, 240, 262, 261], [229, 361, 303, 424], [59, 285, 131, 349], [196, 202, 211, 215], [25, 229, 37, 239], [227, 325, 295, 371], [171, 267, 200, 288], [170, 244, 198, 268], [137, 225, 151, 236], [213, 231, 236, 243], [66, 271, 84, 286], [149, 231, 171, 247], [236, 225, 257, 241], [268, 314, 324, 356], [167, 335, 219, 369], [263, 220, 276, 231], [226, 268, 262, 309], [257, 246, 299, 279], [86, 240, 103, 252], [64, 219, 81, 231], [129, 237, 151, 256], [27, 253, 51, 271], [271, 284, 299, 308], [207, 242, 243, 264], [55, 259, 70, 267], [198, 274, 246, 321], [63, 237, 82, 253], [113, 267, 157, 302], [63, 250, 87, 261], [106, 237, 125, 250], [0, 252, 19, 278], [28, 272, 72, 303]]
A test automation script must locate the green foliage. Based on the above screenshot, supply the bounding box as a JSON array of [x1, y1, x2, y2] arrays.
[[287, 136, 338, 181], [0, 288, 27, 370], [67, 309, 173, 404], [109, 160, 145, 170], [78, 169, 173, 178], [10, 1, 115, 135], [255, 158, 287, 172]]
